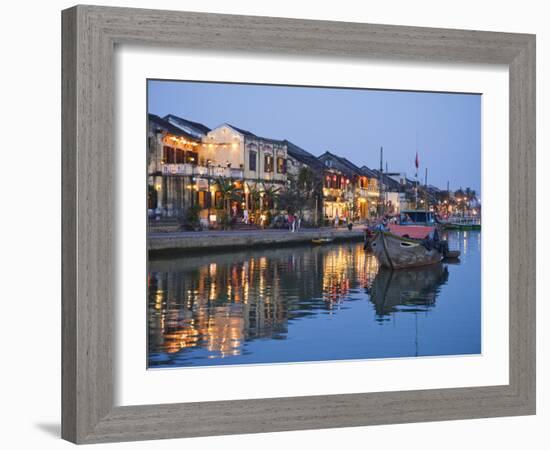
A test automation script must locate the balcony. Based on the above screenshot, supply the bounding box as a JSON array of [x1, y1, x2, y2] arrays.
[[357, 187, 379, 197], [212, 166, 244, 179], [161, 164, 244, 179]]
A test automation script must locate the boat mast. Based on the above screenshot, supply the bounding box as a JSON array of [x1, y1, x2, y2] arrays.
[[424, 167, 428, 211], [385, 162, 389, 213], [414, 131, 419, 209], [379, 146, 384, 217]]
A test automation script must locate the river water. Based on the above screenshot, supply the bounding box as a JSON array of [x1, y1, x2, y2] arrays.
[[148, 230, 481, 368]]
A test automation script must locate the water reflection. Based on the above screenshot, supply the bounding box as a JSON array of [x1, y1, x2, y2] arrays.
[[367, 264, 449, 319], [148, 231, 481, 367]]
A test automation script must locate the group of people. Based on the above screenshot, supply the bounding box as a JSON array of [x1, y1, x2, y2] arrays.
[[242, 207, 301, 231], [287, 213, 301, 232], [327, 214, 350, 227], [328, 214, 354, 231]]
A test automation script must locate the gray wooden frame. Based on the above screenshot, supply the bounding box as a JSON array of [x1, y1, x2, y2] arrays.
[[62, 5, 536, 444]]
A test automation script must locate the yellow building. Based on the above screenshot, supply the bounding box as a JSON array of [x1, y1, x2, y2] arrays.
[[319, 151, 379, 221]]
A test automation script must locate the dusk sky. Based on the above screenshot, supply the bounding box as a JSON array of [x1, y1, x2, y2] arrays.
[[148, 80, 481, 194]]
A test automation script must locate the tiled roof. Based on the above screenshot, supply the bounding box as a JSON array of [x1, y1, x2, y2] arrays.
[[226, 123, 256, 137], [360, 165, 378, 178], [225, 124, 285, 145], [284, 140, 325, 170], [318, 151, 364, 177], [163, 114, 211, 137], [150, 114, 450, 192], [148, 114, 202, 142]]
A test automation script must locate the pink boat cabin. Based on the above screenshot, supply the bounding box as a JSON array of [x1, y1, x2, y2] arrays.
[[388, 224, 436, 240]]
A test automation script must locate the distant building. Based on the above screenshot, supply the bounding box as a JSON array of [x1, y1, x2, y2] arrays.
[[148, 113, 450, 226], [285, 139, 325, 176], [204, 123, 287, 182], [148, 115, 289, 224], [147, 114, 207, 217], [362, 167, 420, 213], [285, 140, 326, 224], [204, 123, 288, 214], [318, 152, 378, 221]]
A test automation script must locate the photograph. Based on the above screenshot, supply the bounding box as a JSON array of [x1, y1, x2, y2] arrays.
[[146, 80, 482, 368], [1, 0, 541, 446]]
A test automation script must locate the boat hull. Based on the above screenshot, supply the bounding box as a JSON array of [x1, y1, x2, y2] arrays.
[[371, 232, 443, 269], [443, 223, 481, 231]]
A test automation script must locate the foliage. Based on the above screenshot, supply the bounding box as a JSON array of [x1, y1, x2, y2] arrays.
[[260, 183, 281, 210], [263, 210, 272, 227], [218, 210, 233, 230], [278, 167, 322, 223], [180, 204, 202, 231], [246, 182, 262, 213], [147, 184, 158, 210], [215, 177, 242, 214]]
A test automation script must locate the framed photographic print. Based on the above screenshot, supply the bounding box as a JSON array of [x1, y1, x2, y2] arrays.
[[62, 5, 536, 444]]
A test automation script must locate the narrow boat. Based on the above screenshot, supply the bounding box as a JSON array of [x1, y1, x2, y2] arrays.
[[371, 224, 459, 269], [312, 237, 334, 244], [441, 216, 481, 231], [444, 250, 461, 259]]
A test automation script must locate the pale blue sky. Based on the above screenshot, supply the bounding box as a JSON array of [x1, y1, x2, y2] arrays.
[[148, 80, 481, 194]]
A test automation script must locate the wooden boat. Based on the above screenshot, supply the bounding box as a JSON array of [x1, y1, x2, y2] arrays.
[[441, 216, 481, 231], [444, 250, 461, 259], [312, 237, 334, 244], [371, 231, 443, 269], [370, 223, 460, 269]]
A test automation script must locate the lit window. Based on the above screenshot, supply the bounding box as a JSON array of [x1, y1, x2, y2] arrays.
[[264, 155, 273, 173], [277, 157, 286, 174]]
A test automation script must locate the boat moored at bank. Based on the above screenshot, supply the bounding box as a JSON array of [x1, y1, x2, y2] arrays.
[[371, 224, 459, 270], [441, 216, 481, 230]]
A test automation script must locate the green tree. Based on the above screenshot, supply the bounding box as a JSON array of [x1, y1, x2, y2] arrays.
[[260, 182, 281, 211], [279, 167, 323, 224], [215, 177, 241, 215], [180, 204, 202, 231], [278, 176, 301, 214], [245, 182, 262, 214]]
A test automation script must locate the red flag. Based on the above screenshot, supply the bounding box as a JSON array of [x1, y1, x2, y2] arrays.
[[415, 151, 419, 169]]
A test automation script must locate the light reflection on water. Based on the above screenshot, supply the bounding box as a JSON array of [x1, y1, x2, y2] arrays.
[[148, 231, 481, 367]]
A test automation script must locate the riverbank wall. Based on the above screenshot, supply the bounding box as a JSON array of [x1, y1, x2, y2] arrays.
[[149, 228, 364, 256]]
